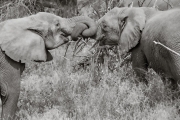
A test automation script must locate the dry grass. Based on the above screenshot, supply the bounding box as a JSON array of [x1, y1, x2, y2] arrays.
[[16, 45, 180, 120], [1, 1, 180, 120], [17, 48, 180, 120]]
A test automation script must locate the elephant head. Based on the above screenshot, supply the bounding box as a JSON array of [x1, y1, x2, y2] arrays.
[[0, 12, 97, 63], [96, 7, 157, 54], [31, 12, 97, 42]]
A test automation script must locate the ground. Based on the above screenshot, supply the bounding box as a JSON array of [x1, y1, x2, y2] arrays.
[[13, 46, 180, 120]]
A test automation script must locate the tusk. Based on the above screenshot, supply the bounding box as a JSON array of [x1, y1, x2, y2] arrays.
[[153, 41, 180, 57]]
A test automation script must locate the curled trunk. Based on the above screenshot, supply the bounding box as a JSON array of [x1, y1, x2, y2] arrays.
[[65, 16, 97, 40]]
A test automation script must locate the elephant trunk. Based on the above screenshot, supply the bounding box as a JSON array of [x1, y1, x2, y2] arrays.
[[65, 16, 97, 40]]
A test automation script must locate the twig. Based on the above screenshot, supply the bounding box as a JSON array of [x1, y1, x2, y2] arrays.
[[152, 0, 157, 8], [0, 2, 12, 9], [81, 38, 88, 45], [162, 0, 173, 9], [64, 42, 71, 58], [153, 41, 180, 57], [73, 38, 82, 56], [73, 55, 91, 57], [19, 2, 32, 15], [147, 0, 153, 7], [138, 0, 146, 7], [60, 55, 70, 61], [91, 4, 101, 19]]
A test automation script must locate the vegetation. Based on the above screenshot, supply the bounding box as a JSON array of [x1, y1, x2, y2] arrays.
[[1, 0, 180, 119]]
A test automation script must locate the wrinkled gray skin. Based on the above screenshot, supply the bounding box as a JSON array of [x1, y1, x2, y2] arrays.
[[0, 12, 97, 120], [96, 7, 180, 93]]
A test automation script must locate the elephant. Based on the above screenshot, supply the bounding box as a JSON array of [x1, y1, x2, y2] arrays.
[[118, 0, 180, 10], [94, 7, 180, 94], [0, 12, 97, 120]]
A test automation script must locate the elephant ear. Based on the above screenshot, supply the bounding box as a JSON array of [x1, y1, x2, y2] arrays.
[[0, 17, 50, 63], [119, 8, 146, 53]]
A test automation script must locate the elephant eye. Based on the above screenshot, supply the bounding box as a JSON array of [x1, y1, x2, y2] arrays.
[[101, 22, 108, 31], [56, 23, 60, 27], [103, 24, 108, 29]]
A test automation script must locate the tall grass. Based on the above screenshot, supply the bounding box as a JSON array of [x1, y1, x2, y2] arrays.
[[17, 45, 180, 120], [17, 48, 180, 119], [1, 0, 180, 120]]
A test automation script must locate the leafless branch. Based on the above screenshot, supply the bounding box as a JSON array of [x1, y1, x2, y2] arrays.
[[0, 2, 12, 9]]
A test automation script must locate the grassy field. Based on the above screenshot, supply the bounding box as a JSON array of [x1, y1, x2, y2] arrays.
[[1, 1, 180, 120], [13, 46, 180, 120]]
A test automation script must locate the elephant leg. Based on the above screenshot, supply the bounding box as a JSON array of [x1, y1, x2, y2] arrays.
[[0, 51, 25, 120], [1, 78, 20, 120], [132, 49, 148, 85]]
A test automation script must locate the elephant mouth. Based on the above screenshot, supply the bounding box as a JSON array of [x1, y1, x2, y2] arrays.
[[61, 32, 69, 38], [46, 33, 69, 50], [61, 33, 70, 44], [98, 35, 118, 46], [59, 33, 70, 45], [96, 34, 105, 45]]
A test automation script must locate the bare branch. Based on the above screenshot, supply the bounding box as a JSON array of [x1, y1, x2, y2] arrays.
[[0, 2, 12, 9]]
